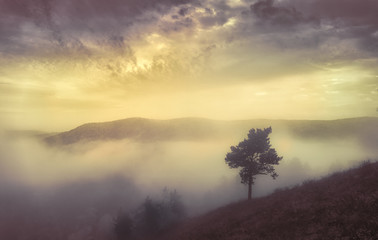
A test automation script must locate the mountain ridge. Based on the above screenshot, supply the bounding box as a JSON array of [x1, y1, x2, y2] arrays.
[[44, 117, 378, 147]]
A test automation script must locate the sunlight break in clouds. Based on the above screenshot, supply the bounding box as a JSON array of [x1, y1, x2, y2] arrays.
[[0, 2, 377, 239], [0, 0, 377, 130]]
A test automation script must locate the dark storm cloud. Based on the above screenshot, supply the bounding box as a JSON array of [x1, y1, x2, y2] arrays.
[[2, 0, 378, 60], [58, 0, 198, 32], [283, 0, 378, 53], [0, 0, 199, 56], [293, 0, 378, 24], [305, 0, 378, 53], [159, 16, 195, 33], [0, 0, 62, 54], [169, 1, 237, 31], [178, 7, 190, 16], [197, 8, 230, 29], [232, 0, 378, 59], [250, 0, 318, 28]]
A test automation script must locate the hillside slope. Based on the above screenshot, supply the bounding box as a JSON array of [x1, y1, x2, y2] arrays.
[[160, 161, 378, 240], [44, 117, 378, 146]]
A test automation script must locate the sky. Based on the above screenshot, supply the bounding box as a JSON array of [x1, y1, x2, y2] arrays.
[[1, 0, 377, 131], [1, 1, 378, 236]]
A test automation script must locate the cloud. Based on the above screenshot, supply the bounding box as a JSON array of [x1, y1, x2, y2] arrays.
[[286, 0, 378, 54], [218, 0, 377, 62], [250, 0, 318, 28], [2, 0, 377, 60], [0, 0, 200, 57]]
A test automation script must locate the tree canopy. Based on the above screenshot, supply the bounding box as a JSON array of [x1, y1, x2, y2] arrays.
[[225, 127, 282, 200]]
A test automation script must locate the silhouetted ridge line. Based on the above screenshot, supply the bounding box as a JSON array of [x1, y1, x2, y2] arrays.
[[44, 117, 378, 146], [45, 118, 224, 145]]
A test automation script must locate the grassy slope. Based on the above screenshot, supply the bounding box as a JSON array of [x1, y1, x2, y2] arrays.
[[160, 161, 378, 240]]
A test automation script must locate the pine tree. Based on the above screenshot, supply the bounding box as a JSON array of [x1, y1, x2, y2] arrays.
[[225, 127, 282, 200]]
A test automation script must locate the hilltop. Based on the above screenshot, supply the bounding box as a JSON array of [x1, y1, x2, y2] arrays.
[[44, 117, 378, 148], [158, 161, 378, 240]]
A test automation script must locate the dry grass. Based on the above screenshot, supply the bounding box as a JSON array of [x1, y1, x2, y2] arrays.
[[159, 160, 378, 240]]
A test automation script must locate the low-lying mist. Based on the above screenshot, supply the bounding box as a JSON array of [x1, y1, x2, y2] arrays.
[[0, 125, 376, 239]]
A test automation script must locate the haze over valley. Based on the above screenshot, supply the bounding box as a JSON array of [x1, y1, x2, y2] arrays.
[[1, 0, 378, 238], [1, 118, 377, 231]]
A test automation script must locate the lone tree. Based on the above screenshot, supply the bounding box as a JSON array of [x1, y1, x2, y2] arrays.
[[225, 127, 282, 200]]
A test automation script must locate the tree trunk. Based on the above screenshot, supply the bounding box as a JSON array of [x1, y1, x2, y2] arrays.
[[248, 177, 252, 200]]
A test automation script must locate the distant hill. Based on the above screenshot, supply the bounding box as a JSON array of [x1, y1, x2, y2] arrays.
[[158, 161, 378, 240], [44, 117, 378, 147], [44, 118, 230, 145]]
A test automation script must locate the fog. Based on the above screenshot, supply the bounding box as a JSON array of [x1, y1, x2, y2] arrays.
[[0, 126, 377, 239]]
